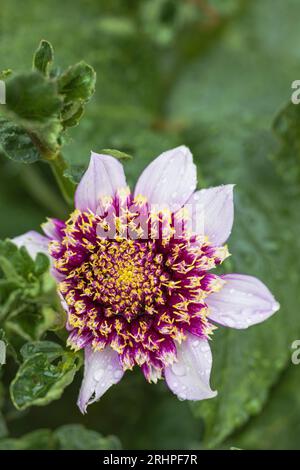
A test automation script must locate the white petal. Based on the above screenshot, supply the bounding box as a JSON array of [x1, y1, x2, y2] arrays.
[[206, 274, 280, 329], [77, 346, 124, 413], [188, 184, 234, 245], [134, 146, 197, 211], [41, 218, 64, 241], [12, 231, 49, 259], [75, 151, 127, 213], [164, 334, 217, 401]]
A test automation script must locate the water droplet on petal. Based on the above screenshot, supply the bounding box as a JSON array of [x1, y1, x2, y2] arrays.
[[94, 369, 104, 381]]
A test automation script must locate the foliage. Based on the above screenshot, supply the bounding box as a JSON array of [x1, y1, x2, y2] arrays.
[[0, 0, 299, 450], [0, 424, 120, 450], [10, 341, 82, 410], [0, 241, 63, 350]]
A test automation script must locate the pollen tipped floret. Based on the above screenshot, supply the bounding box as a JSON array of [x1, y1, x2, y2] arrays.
[[49, 191, 229, 382]]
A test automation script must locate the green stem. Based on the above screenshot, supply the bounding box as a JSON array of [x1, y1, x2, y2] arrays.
[[50, 154, 75, 207]]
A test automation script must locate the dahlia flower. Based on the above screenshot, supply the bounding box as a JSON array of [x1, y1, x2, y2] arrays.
[[13, 146, 279, 413]]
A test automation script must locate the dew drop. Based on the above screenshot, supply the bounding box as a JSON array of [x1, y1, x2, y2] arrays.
[[94, 369, 104, 382]]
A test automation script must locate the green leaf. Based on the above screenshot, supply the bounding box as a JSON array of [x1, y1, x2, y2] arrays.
[[10, 351, 80, 410], [0, 429, 53, 450], [54, 424, 121, 450], [0, 69, 12, 80], [61, 101, 84, 128], [33, 40, 54, 76], [0, 43, 96, 167], [58, 61, 96, 103], [33, 253, 50, 276], [5, 71, 63, 122], [167, 0, 300, 448], [101, 148, 133, 160], [0, 425, 121, 450], [0, 240, 34, 281], [20, 340, 63, 361], [0, 240, 61, 348], [1, 71, 64, 158], [0, 118, 40, 163], [4, 305, 59, 344], [225, 365, 300, 450]]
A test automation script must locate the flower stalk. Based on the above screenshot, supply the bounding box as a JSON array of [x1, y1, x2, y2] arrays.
[[50, 153, 75, 207]]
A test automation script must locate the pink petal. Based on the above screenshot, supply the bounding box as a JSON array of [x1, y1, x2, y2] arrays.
[[75, 151, 127, 213], [188, 184, 234, 245], [134, 146, 197, 211], [77, 345, 124, 414], [206, 274, 280, 329], [41, 218, 65, 241], [12, 231, 49, 259], [164, 334, 217, 401]]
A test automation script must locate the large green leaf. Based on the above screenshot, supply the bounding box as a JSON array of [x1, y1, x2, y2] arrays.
[[0, 429, 53, 450], [20, 340, 64, 361], [54, 424, 121, 450], [1, 0, 299, 451], [0, 425, 120, 450], [225, 364, 300, 450], [10, 349, 81, 410], [167, 0, 300, 447]]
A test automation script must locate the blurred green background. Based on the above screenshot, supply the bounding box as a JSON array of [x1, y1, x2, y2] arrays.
[[1, 0, 300, 450]]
